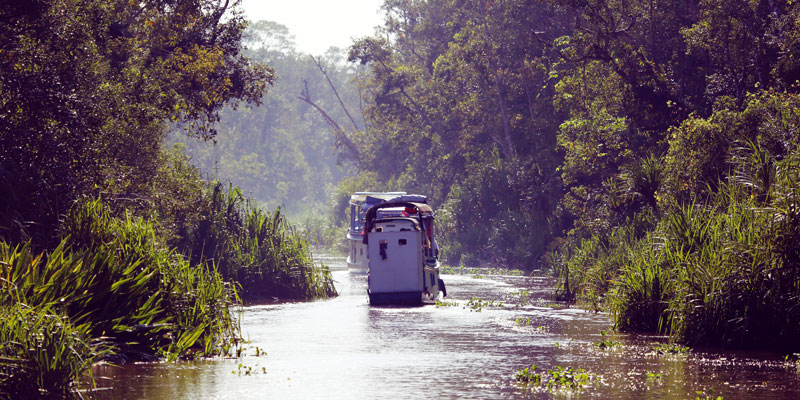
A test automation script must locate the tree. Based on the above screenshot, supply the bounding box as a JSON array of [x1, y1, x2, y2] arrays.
[[0, 0, 273, 245]]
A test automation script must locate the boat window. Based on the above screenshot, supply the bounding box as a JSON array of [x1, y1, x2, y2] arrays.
[[399, 239, 407, 246]]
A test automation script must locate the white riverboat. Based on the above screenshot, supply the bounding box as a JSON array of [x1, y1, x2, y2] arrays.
[[362, 200, 446, 305], [346, 192, 406, 273]]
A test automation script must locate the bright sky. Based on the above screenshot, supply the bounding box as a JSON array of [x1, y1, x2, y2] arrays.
[[240, 0, 385, 55]]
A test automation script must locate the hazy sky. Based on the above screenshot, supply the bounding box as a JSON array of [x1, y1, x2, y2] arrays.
[[240, 0, 385, 55]]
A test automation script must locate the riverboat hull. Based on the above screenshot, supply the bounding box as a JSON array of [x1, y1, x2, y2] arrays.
[[368, 291, 425, 306], [346, 233, 368, 273]]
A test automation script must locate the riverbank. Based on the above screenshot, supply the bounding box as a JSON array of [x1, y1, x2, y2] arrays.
[[0, 186, 336, 399]]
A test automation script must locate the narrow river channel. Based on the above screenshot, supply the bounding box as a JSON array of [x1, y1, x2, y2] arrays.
[[92, 255, 800, 399]]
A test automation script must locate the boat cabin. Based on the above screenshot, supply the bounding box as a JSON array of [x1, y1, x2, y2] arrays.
[[363, 201, 444, 305], [346, 192, 427, 273]]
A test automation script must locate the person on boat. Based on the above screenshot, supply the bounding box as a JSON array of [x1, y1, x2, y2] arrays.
[[401, 206, 417, 217]]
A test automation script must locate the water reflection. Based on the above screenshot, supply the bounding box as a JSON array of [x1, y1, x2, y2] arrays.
[[91, 257, 800, 399]]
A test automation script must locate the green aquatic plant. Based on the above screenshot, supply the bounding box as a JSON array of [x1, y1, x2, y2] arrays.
[[546, 366, 593, 391], [438, 264, 463, 275], [514, 363, 594, 393], [694, 387, 723, 400], [465, 297, 504, 312], [2, 198, 243, 358], [593, 330, 621, 350], [514, 364, 541, 385], [646, 372, 662, 381], [233, 363, 266, 376], [646, 372, 663, 390], [177, 182, 337, 302], [515, 317, 531, 326], [652, 342, 689, 355], [435, 300, 459, 308], [0, 303, 107, 399], [514, 289, 531, 306]]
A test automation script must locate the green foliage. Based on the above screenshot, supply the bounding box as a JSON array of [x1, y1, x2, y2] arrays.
[[329, 171, 386, 227], [514, 363, 594, 392], [176, 182, 337, 301], [514, 364, 542, 385], [0, 303, 102, 399], [546, 366, 593, 391], [294, 211, 344, 251], [555, 94, 800, 349], [465, 297, 504, 312], [439, 159, 560, 269], [593, 330, 622, 350], [0, 0, 272, 246], [3, 199, 241, 359], [652, 343, 690, 355]]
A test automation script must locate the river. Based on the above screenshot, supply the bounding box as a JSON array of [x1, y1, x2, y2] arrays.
[[91, 255, 800, 399]]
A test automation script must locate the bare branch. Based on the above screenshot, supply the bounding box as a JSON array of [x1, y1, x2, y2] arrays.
[[298, 79, 360, 160], [311, 55, 362, 131]]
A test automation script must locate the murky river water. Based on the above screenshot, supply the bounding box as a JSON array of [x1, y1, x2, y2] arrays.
[[92, 255, 800, 399]]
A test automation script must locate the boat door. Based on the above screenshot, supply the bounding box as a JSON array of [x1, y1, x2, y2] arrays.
[[367, 218, 424, 304]]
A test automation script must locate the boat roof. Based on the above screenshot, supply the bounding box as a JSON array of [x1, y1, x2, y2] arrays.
[[349, 192, 427, 206], [362, 201, 434, 243], [349, 192, 405, 205], [364, 201, 433, 225]]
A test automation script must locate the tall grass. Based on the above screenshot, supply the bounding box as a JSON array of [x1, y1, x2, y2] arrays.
[[662, 154, 800, 349], [554, 142, 800, 351], [2, 198, 241, 357], [0, 198, 243, 396], [0, 303, 104, 399], [177, 182, 337, 302]]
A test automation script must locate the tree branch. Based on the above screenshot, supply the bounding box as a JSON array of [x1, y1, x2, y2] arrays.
[[298, 79, 360, 161], [311, 55, 362, 131]]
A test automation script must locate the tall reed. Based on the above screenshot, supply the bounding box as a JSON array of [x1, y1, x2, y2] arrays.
[[0, 303, 103, 399], [177, 182, 337, 302], [2, 198, 241, 360], [556, 142, 800, 350]]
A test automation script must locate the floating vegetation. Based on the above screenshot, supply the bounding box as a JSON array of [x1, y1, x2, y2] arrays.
[[543, 302, 568, 310], [514, 364, 541, 385], [784, 353, 800, 372], [514, 289, 531, 306], [515, 317, 531, 326], [644, 371, 664, 391], [465, 297, 504, 312], [438, 264, 462, 275], [435, 300, 459, 308], [546, 366, 594, 390], [593, 330, 622, 350], [514, 363, 595, 392], [646, 372, 662, 386], [652, 342, 690, 355], [233, 363, 267, 376], [694, 387, 723, 400]]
